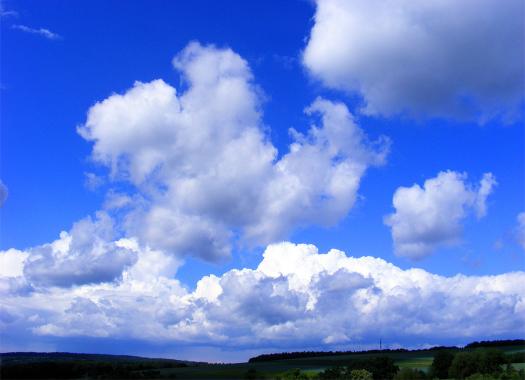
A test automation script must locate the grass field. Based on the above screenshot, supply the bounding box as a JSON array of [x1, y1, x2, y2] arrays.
[[395, 357, 433, 371], [144, 345, 525, 379], [512, 362, 525, 370]]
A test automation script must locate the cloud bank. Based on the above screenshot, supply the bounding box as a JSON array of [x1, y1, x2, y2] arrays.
[[385, 171, 496, 259], [78, 42, 389, 262], [1, 242, 523, 353], [303, 0, 524, 121]]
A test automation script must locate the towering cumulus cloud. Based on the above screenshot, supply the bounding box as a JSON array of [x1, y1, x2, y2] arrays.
[[78, 42, 389, 261], [385, 171, 496, 259], [2, 39, 521, 358], [303, 0, 524, 120], [1, 243, 523, 350]]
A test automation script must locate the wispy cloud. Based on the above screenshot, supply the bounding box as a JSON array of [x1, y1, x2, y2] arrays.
[[0, 9, 17, 16], [0, 180, 8, 207], [12, 24, 61, 40], [0, 1, 18, 17]]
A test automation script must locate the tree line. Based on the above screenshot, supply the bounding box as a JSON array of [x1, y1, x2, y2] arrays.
[[248, 340, 524, 363]]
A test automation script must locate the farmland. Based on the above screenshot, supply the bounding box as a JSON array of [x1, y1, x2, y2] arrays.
[[1, 340, 524, 379]]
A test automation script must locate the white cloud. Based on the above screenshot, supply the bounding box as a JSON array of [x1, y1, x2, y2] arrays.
[[385, 171, 496, 259], [0, 249, 32, 296], [475, 173, 497, 218], [84, 172, 104, 191], [103, 190, 132, 210], [0, 180, 8, 207], [303, 0, 524, 121], [0, 249, 28, 277], [78, 42, 389, 261], [12, 24, 61, 40], [517, 212, 525, 251], [23, 212, 137, 287], [1, 243, 523, 351]]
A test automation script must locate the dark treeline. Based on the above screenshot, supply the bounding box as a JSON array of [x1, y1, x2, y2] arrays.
[[249, 346, 454, 363], [248, 348, 408, 363], [248, 340, 524, 363], [465, 339, 525, 349]]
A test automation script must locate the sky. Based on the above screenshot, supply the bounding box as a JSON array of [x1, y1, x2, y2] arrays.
[[0, 0, 524, 363]]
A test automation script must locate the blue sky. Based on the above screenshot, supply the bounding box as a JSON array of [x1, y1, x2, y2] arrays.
[[1, 0, 524, 362]]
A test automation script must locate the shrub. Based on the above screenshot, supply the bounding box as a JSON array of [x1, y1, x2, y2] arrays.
[[393, 367, 427, 380], [349, 369, 373, 380], [317, 366, 347, 379]]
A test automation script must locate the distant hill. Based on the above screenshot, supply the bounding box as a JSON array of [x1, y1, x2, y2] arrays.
[[0, 352, 194, 379], [0, 351, 192, 365]]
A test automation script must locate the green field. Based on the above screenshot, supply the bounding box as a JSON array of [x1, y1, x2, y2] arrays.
[[134, 344, 525, 379]]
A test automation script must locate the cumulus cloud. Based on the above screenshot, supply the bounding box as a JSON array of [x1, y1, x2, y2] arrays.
[[0, 249, 28, 278], [78, 42, 389, 261], [1, 243, 523, 352], [0, 249, 32, 296], [23, 212, 138, 287], [12, 24, 61, 40], [303, 0, 524, 121], [385, 171, 496, 259]]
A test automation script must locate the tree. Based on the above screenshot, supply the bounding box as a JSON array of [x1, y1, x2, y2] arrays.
[[363, 357, 399, 380], [430, 350, 455, 378], [476, 349, 506, 375], [448, 349, 507, 379], [449, 352, 480, 379]]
